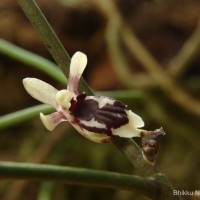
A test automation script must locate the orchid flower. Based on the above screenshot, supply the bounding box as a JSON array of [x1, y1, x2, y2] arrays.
[[23, 52, 145, 143]]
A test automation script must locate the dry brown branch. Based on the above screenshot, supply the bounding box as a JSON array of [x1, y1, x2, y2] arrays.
[[106, 20, 155, 89], [90, 0, 200, 117], [121, 27, 200, 116], [168, 19, 200, 77]]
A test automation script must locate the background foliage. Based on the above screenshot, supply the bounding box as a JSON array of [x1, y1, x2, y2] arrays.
[[0, 0, 200, 199]]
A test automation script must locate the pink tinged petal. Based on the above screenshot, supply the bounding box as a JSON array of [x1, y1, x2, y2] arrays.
[[67, 52, 87, 94], [23, 78, 58, 108], [112, 110, 144, 138], [40, 112, 67, 131]]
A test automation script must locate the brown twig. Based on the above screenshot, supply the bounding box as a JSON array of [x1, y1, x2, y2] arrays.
[[106, 20, 155, 89], [168, 19, 200, 77], [91, 0, 200, 117]]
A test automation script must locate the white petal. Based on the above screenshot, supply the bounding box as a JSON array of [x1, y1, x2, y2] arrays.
[[127, 110, 144, 128], [111, 110, 144, 138], [40, 112, 67, 131], [23, 78, 58, 108], [112, 123, 141, 138], [67, 52, 87, 94], [70, 52, 87, 77]]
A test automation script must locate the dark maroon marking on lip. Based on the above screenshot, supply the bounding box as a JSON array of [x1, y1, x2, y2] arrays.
[[79, 123, 113, 136], [113, 100, 126, 109], [69, 98, 77, 113], [70, 94, 129, 134], [76, 93, 86, 101], [69, 93, 86, 113], [100, 104, 126, 114], [95, 109, 128, 129], [72, 99, 98, 121]]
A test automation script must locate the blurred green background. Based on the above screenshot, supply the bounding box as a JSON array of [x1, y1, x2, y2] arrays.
[[0, 0, 200, 199]]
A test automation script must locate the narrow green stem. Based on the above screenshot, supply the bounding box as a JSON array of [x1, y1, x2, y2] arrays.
[[17, 0, 70, 77], [0, 161, 158, 199], [97, 90, 144, 100], [17, 0, 92, 94], [112, 137, 157, 176], [0, 39, 66, 84], [0, 104, 53, 130]]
